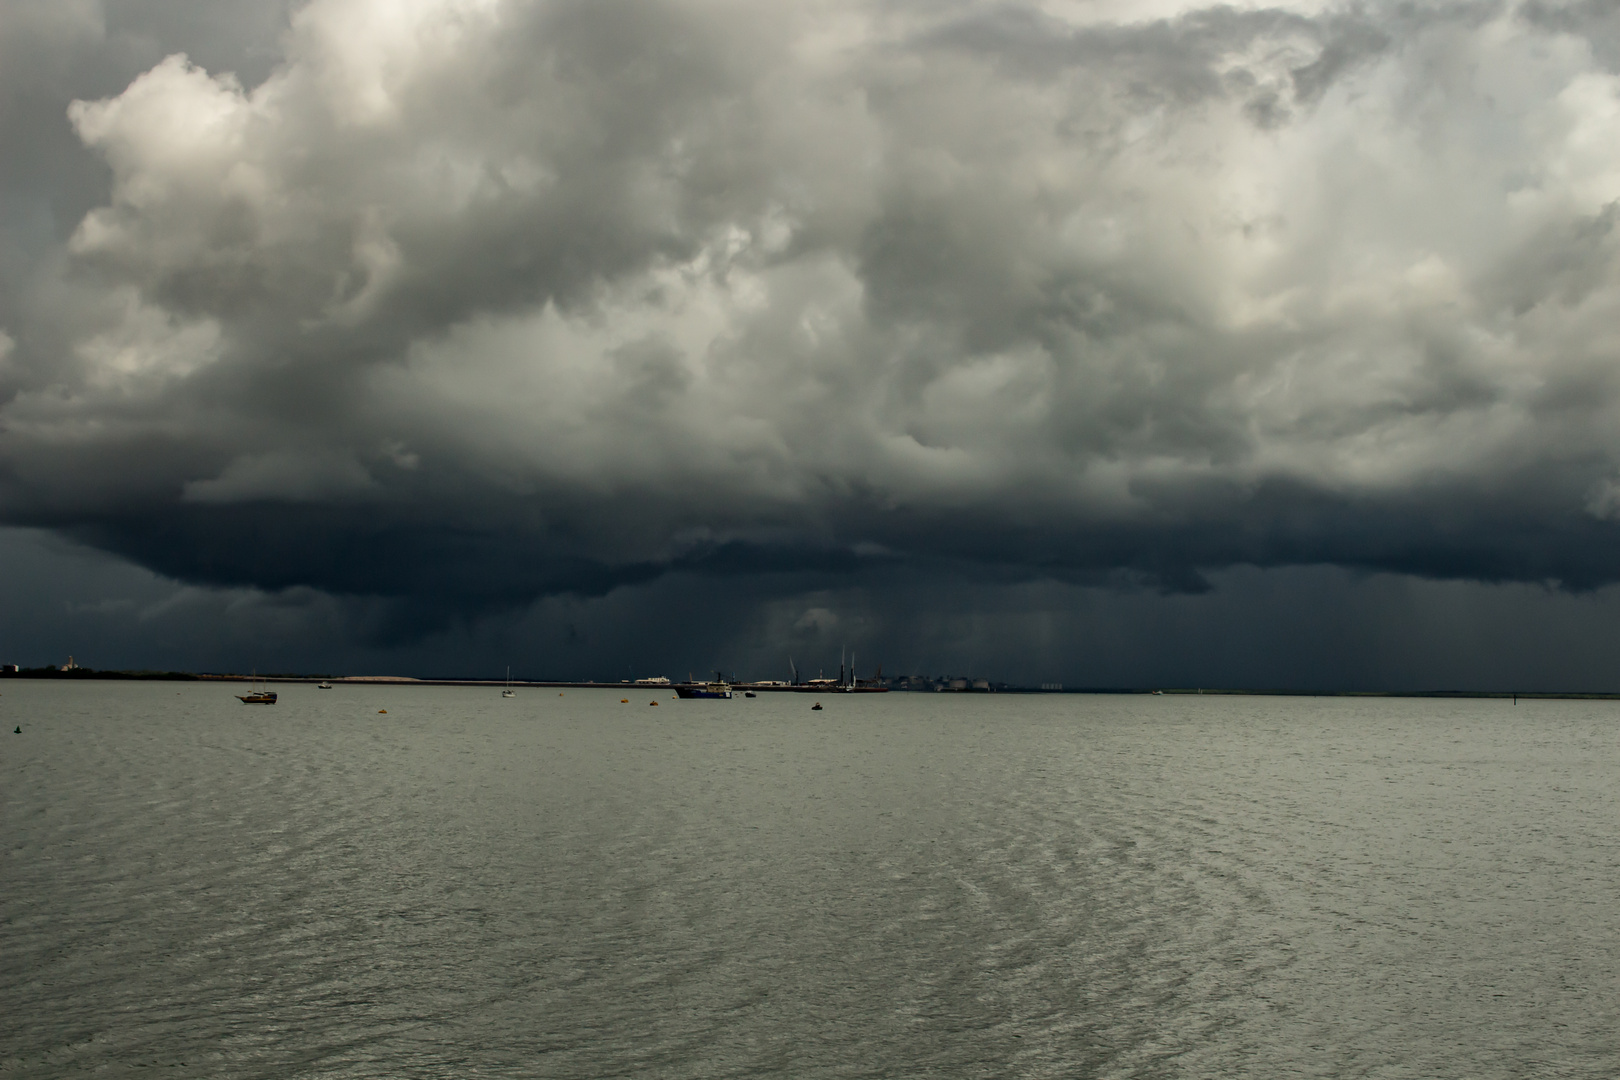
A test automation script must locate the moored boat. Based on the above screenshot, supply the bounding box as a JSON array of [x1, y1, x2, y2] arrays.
[[675, 682, 733, 699], [792, 653, 889, 693], [237, 671, 277, 704], [675, 674, 733, 699]]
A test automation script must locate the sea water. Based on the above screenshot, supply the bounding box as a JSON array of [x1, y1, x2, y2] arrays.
[[2, 681, 1617, 1078]]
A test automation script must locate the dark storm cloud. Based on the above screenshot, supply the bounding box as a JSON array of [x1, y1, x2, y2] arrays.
[[6, 0, 1620, 646], [14, 523, 1620, 692]]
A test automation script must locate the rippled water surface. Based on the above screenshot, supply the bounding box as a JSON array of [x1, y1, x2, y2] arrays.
[[3, 681, 1618, 1077]]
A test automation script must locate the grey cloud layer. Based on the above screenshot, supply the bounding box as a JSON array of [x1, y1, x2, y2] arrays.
[[4, 0, 1620, 619]]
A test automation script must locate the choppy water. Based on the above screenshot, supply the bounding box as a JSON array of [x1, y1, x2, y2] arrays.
[[3, 681, 1618, 1078]]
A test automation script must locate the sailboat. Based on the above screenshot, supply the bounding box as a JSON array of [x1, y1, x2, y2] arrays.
[[237, 670, 277, 705], [502, 667, 515, 698], [796, 648, 889, 693]]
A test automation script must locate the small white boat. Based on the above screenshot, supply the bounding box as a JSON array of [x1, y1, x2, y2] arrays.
[[502, 667, 515, 698], [317, 681, 333, 690]]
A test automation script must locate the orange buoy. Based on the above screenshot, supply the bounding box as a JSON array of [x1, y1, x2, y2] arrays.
[[621, 698, 628, 703], [649, 700, 659, 706], [378, 709, 387, 714]]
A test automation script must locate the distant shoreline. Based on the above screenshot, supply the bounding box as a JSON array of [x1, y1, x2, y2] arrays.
[[2, 667, 1618, 699]]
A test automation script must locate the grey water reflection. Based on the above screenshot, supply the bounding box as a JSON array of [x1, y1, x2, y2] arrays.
[[3, 681, 1617, 1077]]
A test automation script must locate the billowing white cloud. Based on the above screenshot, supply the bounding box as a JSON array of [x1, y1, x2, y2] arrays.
[[6, 0, 1620, 620]]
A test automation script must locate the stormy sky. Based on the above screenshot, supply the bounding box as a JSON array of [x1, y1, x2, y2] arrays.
[[6, 0, 1620, 689]]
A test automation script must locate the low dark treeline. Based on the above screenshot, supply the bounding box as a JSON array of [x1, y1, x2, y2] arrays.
[[0, 667, 199, 681]]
